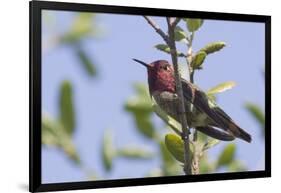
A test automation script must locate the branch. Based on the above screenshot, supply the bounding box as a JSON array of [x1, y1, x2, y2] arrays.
[[185, 31, 200, 175], [171, 17, 181, 27], [143, 16, 192, 175], [166, 17, 192, 175], [186, 32, 194, 83], [143, 16, 170, 45]]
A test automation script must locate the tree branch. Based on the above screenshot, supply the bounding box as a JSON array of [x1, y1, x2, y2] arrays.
[[166, 17, 192, 175], [143, 16, 192, 175], [171, 17, 181, 28], [143, 16, 170, 45], [185, 31, 200, 175]]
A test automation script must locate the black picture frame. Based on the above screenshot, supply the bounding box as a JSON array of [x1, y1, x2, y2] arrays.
[[29, 0, 271, 192]]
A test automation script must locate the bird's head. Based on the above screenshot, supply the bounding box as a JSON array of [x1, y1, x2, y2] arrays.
[[133, 59, 175, 93]]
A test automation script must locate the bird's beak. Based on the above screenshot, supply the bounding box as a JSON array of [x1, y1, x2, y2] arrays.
[[132, 58, 151, 68]]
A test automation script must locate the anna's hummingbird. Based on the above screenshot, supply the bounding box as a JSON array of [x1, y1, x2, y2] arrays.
[[133, 59, 251, 143]]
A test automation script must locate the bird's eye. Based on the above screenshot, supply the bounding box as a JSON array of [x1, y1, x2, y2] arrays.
[[163, 65, 169, 71]]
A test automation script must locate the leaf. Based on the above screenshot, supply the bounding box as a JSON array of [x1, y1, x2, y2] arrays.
[[61, 13, 94, 43], [199, 154, 216, 174], [76, 47, 97, 77], [117, 147, 153, 159], [42, 116, 61, 146], [134, 114, 155, 139], [245, 103, 265, 130], [159, 140, 176, 166], [155, 44, 171, 53], [200, 42, 226, 55], [202, 139, 220, 151], [42, 115, 80, 164], [59, 80, 76, 135], [184, 18, 204, 32], [197, 130, 208, 142], [228, 160, 247, 172], [125, 83, 152, 112], [102, 129, 115, 171], [145, 168, 163, 177], [165, 133, 185, 163], [191, 51, 207, 69], [207, 81, 236, 96], [135, 82, 149, 95], [62, 140, 81, 164], [217, 143, 236, 167], [207, 94, 217, 103], [154, 44, 186, 57], [160, 139, 183, 175], [125, 83, 156, 139], [174, 26, 188, 43]]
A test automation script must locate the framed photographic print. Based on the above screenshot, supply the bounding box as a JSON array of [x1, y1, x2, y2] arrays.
[[29, 0, 271, 192]]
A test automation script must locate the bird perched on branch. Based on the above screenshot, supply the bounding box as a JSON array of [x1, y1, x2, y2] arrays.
[[133, 59, 251, 143]]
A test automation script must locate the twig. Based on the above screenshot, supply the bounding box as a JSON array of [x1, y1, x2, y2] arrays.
[[166, 17, 192, 175], [186, 32, 194, 83], [185, 31, 200, 175], [143, 16, 170, 45], [171, 17, 181, 27], [191, 145, 200, 174], [143, 16, 192, 175]]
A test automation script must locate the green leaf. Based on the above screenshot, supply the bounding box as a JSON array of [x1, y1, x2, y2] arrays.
[[199, 154, 216, 174], [59, 80, 76, 135], [125, 83, 152, 112], [202, 139, 220, 151], [117, 147, 153, 159], [165, 133, 185, 163], [145, 168, 163, 177], [207, 94, 217, 103], [245, 103, 265, 127], [245, 103, 265, 133], [61, 13, 95, 43], [228, 160, 247, 172], [207, 81, 236, 96], [191, 51, 207, 69], [76, 47, 97, 77], [42, 115, 80, 164], [155, 44, 171, 53], [134, 114, 155, 139], [200, 42, 226, 55], [42, 116, 61, 146], [197, 130, 208, 142], [184, 18, 204, 32], [159, 140, 181, 175], [154, 44, 186, 57], [217, 143, 236, 167], [174, 26, 188, 43], [125, 83, 156, 139], [159, 140, 176, 167], [102, 129, 115, 171]]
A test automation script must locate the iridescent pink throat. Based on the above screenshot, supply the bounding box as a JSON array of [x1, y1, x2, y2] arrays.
[[147, 68, 176, 94]]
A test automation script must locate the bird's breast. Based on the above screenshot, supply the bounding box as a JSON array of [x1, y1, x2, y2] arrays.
[[152, 91, 211, 128], [152, 91, 179, 121]]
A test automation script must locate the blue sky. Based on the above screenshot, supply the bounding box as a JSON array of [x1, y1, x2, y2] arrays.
[[42, 10, 265, 183]]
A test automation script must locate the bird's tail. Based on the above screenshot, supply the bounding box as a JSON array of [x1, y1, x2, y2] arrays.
[[211, 107, 252, 143], [195, 126, 235, 141], [236, 126, 252, 143]]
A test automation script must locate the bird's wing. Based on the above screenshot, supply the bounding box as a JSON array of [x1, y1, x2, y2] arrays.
[[181, 78, 230, 129], [181, 78, 251, 142], [212, 106, 252, 142], [195, 126, 235, 141]]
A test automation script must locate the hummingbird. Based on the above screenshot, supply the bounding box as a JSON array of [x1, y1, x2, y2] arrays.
[[133, 59, 252, 143]]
